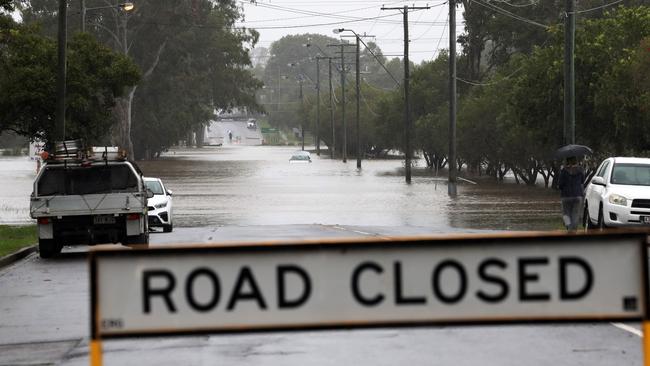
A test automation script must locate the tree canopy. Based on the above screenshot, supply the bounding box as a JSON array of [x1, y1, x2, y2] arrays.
[[0, 16, 140, 144]]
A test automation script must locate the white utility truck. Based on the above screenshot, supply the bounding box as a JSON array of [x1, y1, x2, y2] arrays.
[[30, 141, 151, 258]]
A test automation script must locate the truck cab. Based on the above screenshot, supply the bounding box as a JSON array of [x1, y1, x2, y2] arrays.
[[30, 143, 150, 258]]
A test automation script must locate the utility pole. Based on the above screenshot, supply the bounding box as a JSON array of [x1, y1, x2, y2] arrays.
[[339, 45, 346, 163], [299, 76, 305, 151], [329, 57, 335, 159], [338, 30, 375, 169], [55, 0, 67, 142], [316, 58, 321, 156], [80, 0, 86, 32], [564, 0, 576, 145], [381, 4, 430, 184], [355, 36, 361, 169], [317, 56, 335, 158], [328, 43, 355, 163], [448, 0, 457, 197]]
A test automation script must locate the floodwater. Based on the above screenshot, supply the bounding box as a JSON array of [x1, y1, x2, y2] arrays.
[[1, 146, 561, 230]]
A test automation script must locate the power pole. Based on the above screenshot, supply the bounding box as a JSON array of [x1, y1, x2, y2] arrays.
[[356, 36, 361, 169], [448, 0, 457, 197], [55, 0, 67, 142], [299, 76, 305, 151], [327, 43, 355, 163], [381, 4, 430, 184], [564, 0, 576, 145], [340, 45, 346, 163], [80, 0, 86, 32], [329, 57, 335, 159], [316, 58, 321, 156]]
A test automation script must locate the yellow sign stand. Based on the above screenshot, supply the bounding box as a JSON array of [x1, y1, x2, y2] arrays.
[[90, 340, 102, 366]]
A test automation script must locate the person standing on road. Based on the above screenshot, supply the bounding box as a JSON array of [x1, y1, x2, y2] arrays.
[[558, 156, 585, 231], [228, 130, 233, 143]]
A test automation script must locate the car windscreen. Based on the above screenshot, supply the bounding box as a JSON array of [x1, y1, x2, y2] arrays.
[[144, 180, 164, 195], [610, 164, 650, 186], [37, 165, 139, 195]]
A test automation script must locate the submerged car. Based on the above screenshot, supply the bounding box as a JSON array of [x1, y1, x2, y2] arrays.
[[144, 177, 174, 232], [584, 157, 650, 228], [290, 150, 311, 163]]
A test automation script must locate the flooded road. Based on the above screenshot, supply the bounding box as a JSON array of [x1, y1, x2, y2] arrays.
[[1, 145, 561, 230], [137, 145, 560, 231]]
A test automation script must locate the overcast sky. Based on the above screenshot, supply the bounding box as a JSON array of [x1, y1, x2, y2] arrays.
[[236, 0, 465, 64]]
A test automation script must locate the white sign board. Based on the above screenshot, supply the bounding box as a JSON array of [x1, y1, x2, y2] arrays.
[[90, 233, 647, 338]]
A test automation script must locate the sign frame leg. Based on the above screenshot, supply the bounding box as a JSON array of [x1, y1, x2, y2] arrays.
[[90, 339, 103, 366]]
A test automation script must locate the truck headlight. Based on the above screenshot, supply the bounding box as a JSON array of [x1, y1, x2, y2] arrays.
[[154, 202, 167, 209], [608, 194, 627, 206]]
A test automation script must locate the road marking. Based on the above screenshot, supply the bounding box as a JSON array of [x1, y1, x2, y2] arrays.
[[611, 322, 643, 337], [331, 226, 373, 236]]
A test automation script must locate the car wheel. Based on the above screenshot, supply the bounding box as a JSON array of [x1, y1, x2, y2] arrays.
[[597, 205, 606, 230], [583, 203, 592, 231], [39, 238, 62, 258], [163, 222, 173, 233]]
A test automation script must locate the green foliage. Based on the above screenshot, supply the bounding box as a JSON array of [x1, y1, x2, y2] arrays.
[[125, 0, 262, 157], [0, 17, 139, 144], [0, 225, 37, 257]]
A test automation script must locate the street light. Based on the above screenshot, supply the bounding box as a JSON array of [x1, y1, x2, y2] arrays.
[[81, 1, 134, 32]]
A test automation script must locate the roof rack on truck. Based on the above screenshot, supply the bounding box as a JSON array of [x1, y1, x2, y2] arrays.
[[40, 139, 128, 164]]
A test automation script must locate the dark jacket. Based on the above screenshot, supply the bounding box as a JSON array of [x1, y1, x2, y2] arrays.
[[558, 166, 585, 198]]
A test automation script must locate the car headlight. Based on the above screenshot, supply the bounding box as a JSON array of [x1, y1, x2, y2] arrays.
[[154, 202, 168, 209], [608, 194, 627, 206]]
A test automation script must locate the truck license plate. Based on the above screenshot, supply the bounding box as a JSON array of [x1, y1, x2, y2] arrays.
[[94, 215, 116, 225]]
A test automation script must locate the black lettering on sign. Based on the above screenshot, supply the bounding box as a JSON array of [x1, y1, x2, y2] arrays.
[[559, 257, 593, 300], [476, 258, 509, 303], [277, 265, 312, 309], [101, 319, 123, 330], [142, 269, 177, 313], [432, 260, 467, 304], [227, 266, 267, 311], [394, 261, 427, 305], [351, 262, 385, 307], [186, 267, 221, 312], [518, 258, 551, 301]]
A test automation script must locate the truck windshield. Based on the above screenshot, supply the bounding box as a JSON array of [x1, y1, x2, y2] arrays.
[[37, 165, 139, 195]]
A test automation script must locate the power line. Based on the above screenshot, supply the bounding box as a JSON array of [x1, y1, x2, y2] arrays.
[[571, 0, 624, 14], [471, 0, 550, 29]]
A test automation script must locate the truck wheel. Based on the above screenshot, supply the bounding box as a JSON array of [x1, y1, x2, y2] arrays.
[[39, 239, 62, 258], [163, 223, 173, 233], [124, 233, 149, 249]]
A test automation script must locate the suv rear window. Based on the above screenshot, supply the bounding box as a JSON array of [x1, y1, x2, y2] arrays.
[[38, 165, 139, 195]]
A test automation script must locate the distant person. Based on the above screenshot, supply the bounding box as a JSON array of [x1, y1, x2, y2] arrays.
[[228, 130, 233, 143], [558, 156, 585, 231]]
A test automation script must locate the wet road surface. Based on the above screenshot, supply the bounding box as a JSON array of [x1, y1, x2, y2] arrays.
[[2, 146, 619, 366]]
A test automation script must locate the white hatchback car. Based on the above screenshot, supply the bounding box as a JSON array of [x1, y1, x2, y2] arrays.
[[583, 157, 650, 228], [143, 177, 174, 232]]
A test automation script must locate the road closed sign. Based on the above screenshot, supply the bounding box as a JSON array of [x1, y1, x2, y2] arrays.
[[89, 232, 648, 338]]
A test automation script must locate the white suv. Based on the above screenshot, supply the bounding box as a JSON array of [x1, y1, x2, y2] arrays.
[[584, 157, 650, 228], [144, 177, 174, 232]]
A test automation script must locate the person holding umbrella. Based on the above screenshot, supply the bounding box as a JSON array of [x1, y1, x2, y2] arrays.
[[555, 144, 591, 231]]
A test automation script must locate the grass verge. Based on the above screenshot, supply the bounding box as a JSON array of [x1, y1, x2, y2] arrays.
[[0, 225, 37, 257]]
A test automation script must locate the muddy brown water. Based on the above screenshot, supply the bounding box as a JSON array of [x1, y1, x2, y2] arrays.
[[0, 146, 560, 230], [135, 146, 561, 231]]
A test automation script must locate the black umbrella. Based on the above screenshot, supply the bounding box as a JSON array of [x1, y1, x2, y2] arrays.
[[554, 144, 593, 160]]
